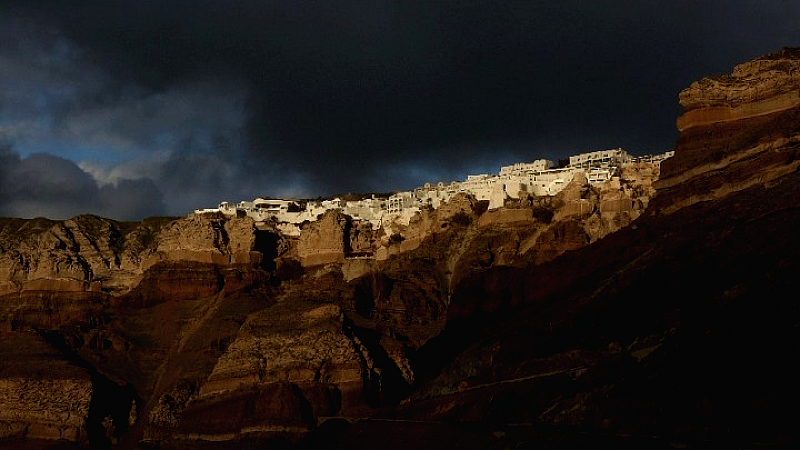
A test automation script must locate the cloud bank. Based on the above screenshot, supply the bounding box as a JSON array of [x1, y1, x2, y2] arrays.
[[1, 1, 799, 219]]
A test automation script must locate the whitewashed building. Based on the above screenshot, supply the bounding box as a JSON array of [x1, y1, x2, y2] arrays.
[[196, 147, 672, 233], [568, 147, 631, 169], [499, 159, 555, 176]]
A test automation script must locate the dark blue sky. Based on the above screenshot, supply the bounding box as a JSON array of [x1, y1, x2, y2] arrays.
[[1, 1, 799, 219]]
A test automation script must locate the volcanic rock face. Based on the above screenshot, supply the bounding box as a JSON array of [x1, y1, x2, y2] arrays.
[[676, 49, 800, 132], [0, 155, 659, 448], [297, 211, 348, 267], [0, 215, 278, 299], [0, 216, 161, 299], [0, 378, 92, 441], [352, 48, 800, 449], [655, 47, 800, 214], [199, 301, 362, 407], [6, 49, 799, 449], [155, 215, 265, 265], [0, 332, 92, 442], [295, 210, 380, 268]]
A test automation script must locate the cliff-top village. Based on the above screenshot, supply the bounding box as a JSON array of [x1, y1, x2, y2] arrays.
[[194, 147, 674, 236]]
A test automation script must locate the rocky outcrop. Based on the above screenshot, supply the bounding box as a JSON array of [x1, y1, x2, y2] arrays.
[[296, 211, 383, 267], [0, 216, 177, 295], [677, 48, 800, 132], [153, 215, 265, 266], [0, 332, 92, 442], [0, 214, 288, 447], [0, 215, 277, 301], [9, 50, 800, 449], [199, 301, 362, 403], [377, 193, 481, 261], [655, 47, 800, 214], [0, 378, 92, 441], [158, 296, 364, 442], [340, 48, 800, 450], [0, 167, 661, 448], [297, 211, 348, 267]]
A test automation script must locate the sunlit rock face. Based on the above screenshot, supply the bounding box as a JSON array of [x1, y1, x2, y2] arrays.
[[655, 47, 800, 214], [0, 215, 278, 299], [11, 49, 800, 449], [341, 49, 800, 450], [180, 301, 363, 439], [0, 162, 661, 448], [297, 211, 348, 267], [155, 215, 268, 266], [676, 48, 800, 132]]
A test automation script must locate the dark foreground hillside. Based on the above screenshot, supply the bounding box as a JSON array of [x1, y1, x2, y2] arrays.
[[310, 173, 800, 449]]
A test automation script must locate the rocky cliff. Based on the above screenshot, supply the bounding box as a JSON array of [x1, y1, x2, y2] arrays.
[[2, 49, 799, 450], [0, 160, 661, 449], [0, 166, 656, 448], [0, 332, 92, 442], [654, 47, 800, 214], [340, 47, 800, 449]]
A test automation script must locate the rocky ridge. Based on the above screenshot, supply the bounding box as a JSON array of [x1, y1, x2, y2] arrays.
[[677, 48, 800, 131], [655, 47, 800, 214], [3, 48, 798, 449], [0, 158, 661, 449], [350, 47, 800, 450]]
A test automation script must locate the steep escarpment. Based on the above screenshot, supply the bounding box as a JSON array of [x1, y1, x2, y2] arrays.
[[6, 49, 797, 450], [676, 48, 800, 132], [0, 170, 658, 448], [0, 332, 92, 442], [0, 155, 661, 449], [318, 48, 800, 449], [379, 173, 800, 449], [654, 47, 800, 215], [0, 215, 287, 449]]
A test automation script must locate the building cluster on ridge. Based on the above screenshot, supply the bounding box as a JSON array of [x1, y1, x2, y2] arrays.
[[194, 148, 674, 236]]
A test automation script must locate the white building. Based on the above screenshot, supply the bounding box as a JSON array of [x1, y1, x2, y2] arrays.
[[459, 174, 497, 201], [499, 159, 555, 176], [568, 148, 631, 169], [631, 151, 674, 164], [196, 147, 673, 234]]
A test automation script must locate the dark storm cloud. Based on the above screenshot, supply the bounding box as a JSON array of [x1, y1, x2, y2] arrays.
[[2, 1, 799, 217], [0, 142, 165, 220]]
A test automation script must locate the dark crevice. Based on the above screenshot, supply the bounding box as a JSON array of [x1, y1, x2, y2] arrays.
[[291, 384, 317, 429], [254, 229, 282, 271], [342, 318, 411, 407], [37, 329, 139, 450]]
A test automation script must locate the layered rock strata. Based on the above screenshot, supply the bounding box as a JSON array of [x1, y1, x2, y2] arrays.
[[0, 378, 92, 441], [347, 49, 800, 449], [200, 301, 362, 402], [0, 332, 92, 441], [655, 47, 800, 214], [0, 215, 275, 300], [297, 211, 348, 267], [154, 215, 266, 266], [677, 48, 800, 131], [170, 299, 363, 441]]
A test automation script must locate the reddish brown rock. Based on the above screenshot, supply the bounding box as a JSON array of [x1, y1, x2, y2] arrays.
[[655, 47, 800, 214], [477, 208, 534, 226], [184, 299, 362, 437], [677, 48, 800, 132], [0, 332, 92, 442], [7, 50, 800, 450], [297, 211, 348, 267], [153, 215, 264, 266]]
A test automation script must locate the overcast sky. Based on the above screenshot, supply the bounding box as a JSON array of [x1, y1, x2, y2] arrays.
[[1, 1, 798, 220]]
